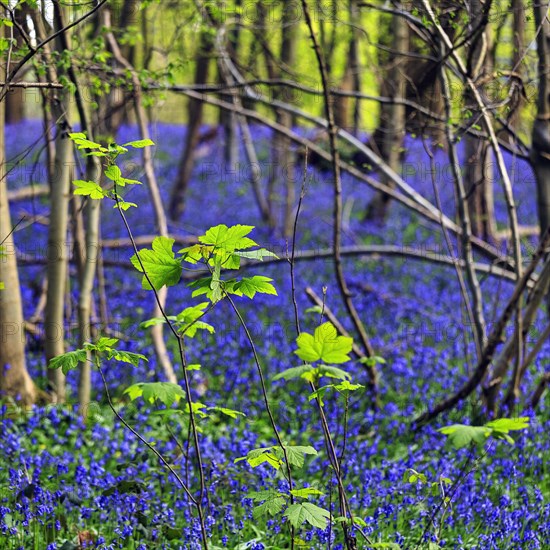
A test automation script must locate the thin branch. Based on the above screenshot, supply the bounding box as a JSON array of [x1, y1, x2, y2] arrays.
[[0, 0, 109, 102], [414, 227, 550, 427]]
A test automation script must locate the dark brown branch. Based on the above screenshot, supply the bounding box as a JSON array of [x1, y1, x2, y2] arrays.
[[414, 227, 550, 428]]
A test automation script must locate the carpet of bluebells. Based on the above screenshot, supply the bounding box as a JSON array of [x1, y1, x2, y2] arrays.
[[2, 120, 550, 549]]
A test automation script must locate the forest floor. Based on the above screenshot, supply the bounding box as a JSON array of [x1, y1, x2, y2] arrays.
[[1, 121, 549, 549]]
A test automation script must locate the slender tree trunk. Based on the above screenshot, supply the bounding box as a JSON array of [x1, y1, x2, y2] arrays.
[[532, 1, 550, 238], [0, 88, 38, 405], [277, 0, 298, 237], [105, 13, 177, 384], [463, 0, 496, 241], [44, 1, 72, 402], [365, 10, 407, 221], [508, 0, 525, 132], [169, 31, 212, 221], [219, 0, 240, 172]]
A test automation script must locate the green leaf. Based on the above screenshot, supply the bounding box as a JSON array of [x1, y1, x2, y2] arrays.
[[334, 380, 363, 392], [207, 406, 245, 419], [48, 349, 87, 375], [73, 180, 105, 200], [0, 282, 4, 290], [248, 452, 282, 469], [234, 248, 279, 261], [235, 447, 283, 470], [282, 445, 317, 468], [404, 469, 428, 484], [318, 365, 351, 381], [140, 315, 178, 329], [249, 491, 286, 518], [124, 382, 186, 407], [105, 164, 122, 182], [295, 322, 353, 364], [178, 244, 205, 264], [253, 496, 285, 518], [69, 133, 104, 150], [199, 224, 257, 252], [122, 139, 155, 148], [359, 355, 387, 367], [108, 349, 148, 367], [308, 381, 361, 405], [290, 487, 324, 499], [113, 200, 138, 210], [249, 490, 284, 502], [438, 424, 490, 449], [272, 364, 314, 381], [130, 236, 182, 290], [234, 276, 277, 299], [186, 401, 209, 418], [284, 502, 331, 529], [88, 336, 119, 351], [485, 417, 530, 433], [175, 302, 214, 337]]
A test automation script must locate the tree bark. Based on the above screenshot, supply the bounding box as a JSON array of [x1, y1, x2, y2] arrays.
[[277, 0, 299, 237], [44, 1, 71, 402], [463, 0, 496, 241], [0, 86, 39, 405], [168, 31, 212, 221], [531, 1, 550, 238], [365, 9, 407, 221]]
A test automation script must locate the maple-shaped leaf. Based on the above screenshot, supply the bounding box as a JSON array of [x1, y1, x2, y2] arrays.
[[130, 236, 182, 290], [284, 502, 330, 529], [124, 382, 186, 407], [48, 349, 87, 375], [234, 276, 277, 299], [295, 322, 352, 364], [438, 424, 490, 449], [73, 180, 105, 200], [198, 224, 257, 252]]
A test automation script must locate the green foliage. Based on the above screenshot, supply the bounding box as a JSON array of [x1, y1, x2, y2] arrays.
[[359, 355, 387, 368], [289, 487, 323, 499], [125, 382, 186, 407], [48, 349, 87, 375], [295, 322, 353, 364], [438, 417, 530, 449], [130, 236, 182, 290], [234, 276, 278, 299], [273, 363, 351, 383], [235, 444, 317, 471], [177, 224, 279, 302], [141, 302, 215, 337], [249, 491, 286, 518], [284, 502, 331, 530], [73, 179, 106, 200], [48, 337, 147, 375], [308, 380, 364, 406]]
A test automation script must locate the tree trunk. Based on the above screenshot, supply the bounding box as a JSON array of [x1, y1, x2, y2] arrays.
[[0, 81, 38, 405], [365, 10, 407, 221], [463, 0, 496, 241], [277, 0, 299, 237], [44, 1, 72, 402], [508, 0, 525, 132], [169, 31, 212, 221], [532, 1, 550, 237]]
